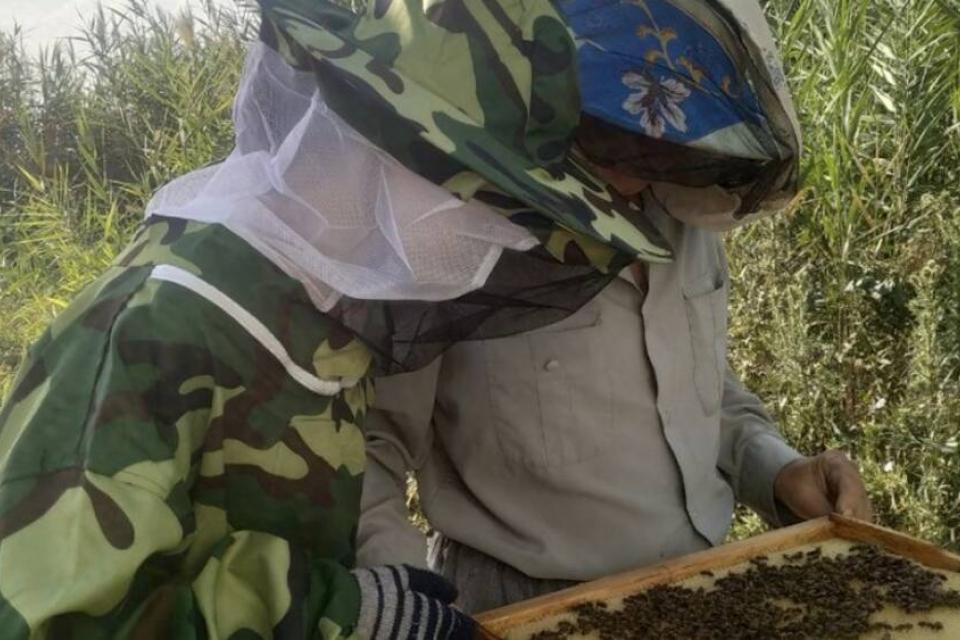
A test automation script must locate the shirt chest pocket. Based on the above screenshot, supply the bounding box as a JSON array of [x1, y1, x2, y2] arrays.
[[682, 270, 728, 416], [481, 303, 615, 469]]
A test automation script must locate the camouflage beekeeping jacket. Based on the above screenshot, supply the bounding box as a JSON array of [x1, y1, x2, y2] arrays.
[[0, 218, 372, 639]]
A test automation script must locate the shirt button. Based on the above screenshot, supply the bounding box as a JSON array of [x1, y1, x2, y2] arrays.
[[544, 359, 561, 372]]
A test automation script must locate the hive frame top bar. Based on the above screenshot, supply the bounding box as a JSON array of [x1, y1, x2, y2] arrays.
[[476, 514, 960, 635]]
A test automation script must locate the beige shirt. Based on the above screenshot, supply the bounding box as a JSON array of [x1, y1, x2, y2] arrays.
[[357, 201, 800, 581]]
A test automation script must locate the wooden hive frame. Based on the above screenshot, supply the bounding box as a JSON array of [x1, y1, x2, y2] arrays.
[[475, 514, 960, 638]]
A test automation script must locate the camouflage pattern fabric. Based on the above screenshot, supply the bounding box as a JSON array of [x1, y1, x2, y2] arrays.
[[0, 217, 374, 639], [257, 0, 674, 264], [470, 186, 628, 274]]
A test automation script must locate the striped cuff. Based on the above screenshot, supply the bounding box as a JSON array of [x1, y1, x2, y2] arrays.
[[352, 565, 469, 640]]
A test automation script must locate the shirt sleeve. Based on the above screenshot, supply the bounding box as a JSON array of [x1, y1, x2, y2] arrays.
[[0, 268, 364, 639], [356, 358, 443, 569], [716, 362, 803, 526]]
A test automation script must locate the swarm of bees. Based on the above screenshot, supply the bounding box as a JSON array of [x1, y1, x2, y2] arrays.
[[530, 544, 960, 640]]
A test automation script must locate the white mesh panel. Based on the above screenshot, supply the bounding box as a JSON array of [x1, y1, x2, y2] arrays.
[[146, 42, 536, 311]]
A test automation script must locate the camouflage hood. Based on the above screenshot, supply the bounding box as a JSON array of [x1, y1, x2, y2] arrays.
[[257, 0, 673, 263]]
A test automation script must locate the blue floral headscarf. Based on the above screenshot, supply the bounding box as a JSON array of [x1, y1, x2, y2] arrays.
[[558, 0, 801, 229]]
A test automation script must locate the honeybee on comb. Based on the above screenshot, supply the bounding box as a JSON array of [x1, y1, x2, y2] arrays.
[[527, 543, 960, 640]]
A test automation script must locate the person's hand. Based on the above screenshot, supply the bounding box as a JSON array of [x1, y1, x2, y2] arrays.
[[773, 450, 874, 522], [352, 565, 478, 639]]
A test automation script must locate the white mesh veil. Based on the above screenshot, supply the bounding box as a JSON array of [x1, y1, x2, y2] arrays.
[[145, 42, 537, 312]]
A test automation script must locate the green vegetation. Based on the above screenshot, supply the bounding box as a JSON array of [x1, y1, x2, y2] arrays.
[[0, 0, 251, 395], [727, 0, 960, 543], [1, 0, 959, 548]]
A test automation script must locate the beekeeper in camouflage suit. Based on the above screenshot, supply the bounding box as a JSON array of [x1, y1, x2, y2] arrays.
[[355, 0, 875, 614], [0, 0, 869, 638], [0, 0, 683, 637]]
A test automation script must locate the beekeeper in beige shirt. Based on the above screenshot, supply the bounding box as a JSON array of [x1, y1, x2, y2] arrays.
[[356, 184, 873, 612], [357, 0, 873, 614]]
